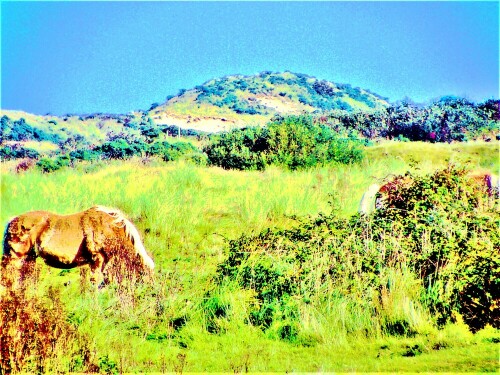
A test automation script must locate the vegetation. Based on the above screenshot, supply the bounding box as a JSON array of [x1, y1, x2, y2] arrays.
[[1, 141, 498, 372], [0, 72, 499, 372], [203, 115, 366, 170], [189, 71, 389, 115], [216, 167, 499, 346], [1, 116, 61, 144], [324, 97, 499, 142]]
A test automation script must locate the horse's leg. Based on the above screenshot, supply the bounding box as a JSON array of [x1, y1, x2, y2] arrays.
[[82, 227, 106, 287], [89, 252, 105, 286], [19, 253, 37, 289]]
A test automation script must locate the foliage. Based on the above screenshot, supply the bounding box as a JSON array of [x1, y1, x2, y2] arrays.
[[69, 148, 102, 162], [0, 144, 40, 160], [203, 115, 365, 170], [325, 97, 498, 142], [0, 287, 98, 373], [265, 115, 365, 169], [147, 140, 201, 163], [372, 167, 500, 331], [1, 116, 61, 143], [215, 166, 499, 339], [36, 155, 71, 173], [97, 139, 146, 159], [203, 126, 269, 170]]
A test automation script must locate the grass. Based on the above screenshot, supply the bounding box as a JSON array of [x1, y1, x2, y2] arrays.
[[366, 140, 499, 171], [1, 141, 499, 372]]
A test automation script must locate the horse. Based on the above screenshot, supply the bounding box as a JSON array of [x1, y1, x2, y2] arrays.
[[359, 170, 499, 215], [358, 175, 414, 215], [1, 206, 154, 288]]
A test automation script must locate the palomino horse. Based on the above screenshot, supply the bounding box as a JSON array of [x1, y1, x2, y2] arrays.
[[2, 206, 154, 288], [359, 170, 499, 215]]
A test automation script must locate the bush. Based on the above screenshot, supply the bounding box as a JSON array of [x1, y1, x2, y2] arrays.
[[203, 127, 269, 170], [0, 287, 97, 373], [69, 148, 101, 162], [0, 145, 39, 160], [372, 167, 500, 330], [147, 141, 202, 163], [98, 139, 144, 159], [1, 117, 61, 143], [214, 167, 499, 340], [36, 155, 71, 173], [203, 115, 365, 171]]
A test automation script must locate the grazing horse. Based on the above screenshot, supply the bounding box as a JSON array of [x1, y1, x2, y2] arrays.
[[358, 175, 413, 215], [359, 171, 499, 215], [1, 206, 154, 288]]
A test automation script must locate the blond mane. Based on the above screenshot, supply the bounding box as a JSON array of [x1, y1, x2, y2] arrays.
[[94, 206, 154, 269]]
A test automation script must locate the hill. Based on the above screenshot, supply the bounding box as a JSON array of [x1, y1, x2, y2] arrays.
[[148, 71, 390, 132], [1, 72, 498, 168]]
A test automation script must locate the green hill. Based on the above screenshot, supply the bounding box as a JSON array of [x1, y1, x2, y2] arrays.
[[148, 71, 390, 132], [1, 72, 498, 168]]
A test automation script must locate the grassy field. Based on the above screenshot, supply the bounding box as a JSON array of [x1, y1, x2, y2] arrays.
[[1, 141, 499, 373]]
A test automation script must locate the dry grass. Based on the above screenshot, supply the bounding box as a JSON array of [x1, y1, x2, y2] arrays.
[[0, 279, 98, 374]]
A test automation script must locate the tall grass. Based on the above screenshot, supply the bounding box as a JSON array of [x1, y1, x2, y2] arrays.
[[1, 141, 498, 372]]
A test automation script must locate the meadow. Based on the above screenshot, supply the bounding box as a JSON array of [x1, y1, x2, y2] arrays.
[[1, 140, 499, 373]]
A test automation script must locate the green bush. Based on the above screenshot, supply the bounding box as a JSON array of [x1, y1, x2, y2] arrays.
[[1, 116, 61, 143], [147, 141, 201, 162], [203, 115, 365, 170], [214, 167, 499, 340], [325, 97, 495, 142], [97, 139, 145, 159], [36, 155, 71, 173], [203, 126, 269, 170], [0, 145, 39, 160], [69, 148, 101, 162], [372, 167, 500, 330]]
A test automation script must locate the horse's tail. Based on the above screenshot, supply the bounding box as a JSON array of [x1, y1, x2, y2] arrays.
[[359, 183, 381, 215], [94, 206, 155, 270]]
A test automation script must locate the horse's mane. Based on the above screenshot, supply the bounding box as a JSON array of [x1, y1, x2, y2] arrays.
[[93, 206, 154, 269], [359, 183, 381, 215]]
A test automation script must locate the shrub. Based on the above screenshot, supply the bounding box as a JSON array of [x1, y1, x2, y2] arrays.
[[36, 155, 71, 173], [69, 148, 101, 162], [203, 127, 269, 170], [147, 140, 199, 162], [372, 166, 500, 330], [0, 145, 39, 160], [140, 125, 160, 141], [1, 117, 61, 143], [203, 115, 365, 171], [0, 287, 98, 373], [214, 166, 499, 340], [98, 139, 143, 159]]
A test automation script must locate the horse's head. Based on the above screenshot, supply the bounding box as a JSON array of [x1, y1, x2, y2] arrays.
[[3, 212, 49, 257]]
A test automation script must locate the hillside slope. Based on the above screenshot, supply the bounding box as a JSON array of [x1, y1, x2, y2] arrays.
[[148, 71, 390, 132]]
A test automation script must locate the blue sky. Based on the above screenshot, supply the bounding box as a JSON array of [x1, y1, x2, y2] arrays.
[[1, 1, 498, 115]]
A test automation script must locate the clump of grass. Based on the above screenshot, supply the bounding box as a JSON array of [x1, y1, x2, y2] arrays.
[[0, 285, 98, 373]]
